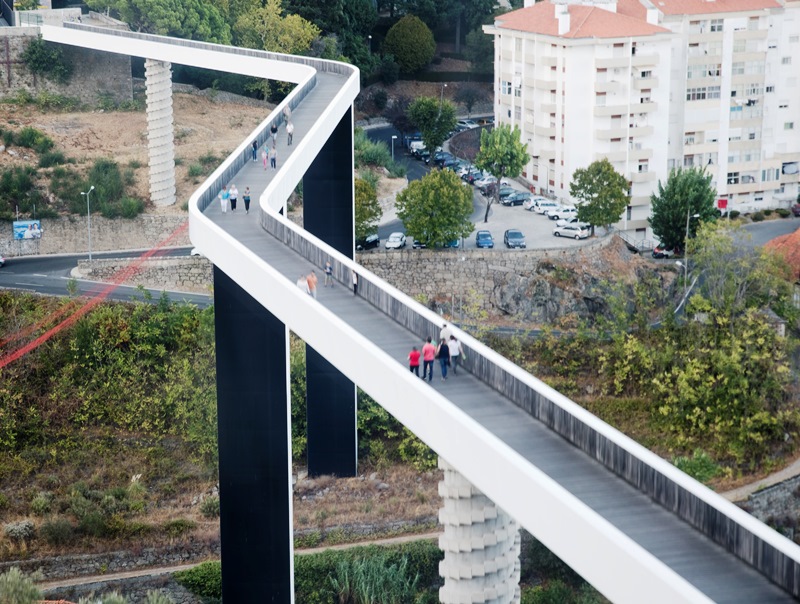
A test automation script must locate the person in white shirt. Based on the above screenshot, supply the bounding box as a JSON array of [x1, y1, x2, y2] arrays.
[[440, 323, 453, 343], [448, 335, 462, 375]]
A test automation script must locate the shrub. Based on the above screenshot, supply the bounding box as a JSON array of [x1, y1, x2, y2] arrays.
[[521, 580, 578, 604], [15, 126, 54, 154], [174, 561, 222, 598], [30, 492, 52, 516], [776, 208, 790, 218], [387, 162, 407, 179], [673, 450, 721, 485], [0, 493, 8, 511], [3, 520, 35, 543], [729, 210, 740, 218], [372, 88, 388, 112], [188, 164, 204, 178], [144, 592, 174, 604], [383, 16, 436, 75], [200, 495, 220, 519], [118, 197, 145, 219], [38, 150, 67, 168], [380, 55, 399, 86], [751, 211, 765, 222], [78, 592, 127, 604], [49, 165, 87, 211], [39, 517, 75, 546], [763, 208, 773, 216], [21, 37, 73, 84], [0, 567, 41, 603], [162, 518, 196, 538]]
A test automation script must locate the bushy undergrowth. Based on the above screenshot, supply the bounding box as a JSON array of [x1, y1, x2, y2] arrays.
[[354, 128, 392, 169]]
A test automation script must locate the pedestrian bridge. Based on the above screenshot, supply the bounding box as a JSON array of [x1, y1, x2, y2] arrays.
[[41, 23, 800, 603]]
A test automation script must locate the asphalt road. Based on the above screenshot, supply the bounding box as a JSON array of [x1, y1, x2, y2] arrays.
[[0, 247, 211, 308]]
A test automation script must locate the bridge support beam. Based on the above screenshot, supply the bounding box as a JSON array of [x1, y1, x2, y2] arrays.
[[213, 267, 293, 600], [144, 58, 176, 207], [438, 458, 521, 604], [302, 107, 357, 477]]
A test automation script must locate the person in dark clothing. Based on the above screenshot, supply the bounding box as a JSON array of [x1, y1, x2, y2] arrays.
[[436, 338, 450, 381]]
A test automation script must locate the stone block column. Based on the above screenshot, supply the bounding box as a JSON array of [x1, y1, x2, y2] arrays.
[[145, 58, 176, 207], [438, 457, 521, 604]]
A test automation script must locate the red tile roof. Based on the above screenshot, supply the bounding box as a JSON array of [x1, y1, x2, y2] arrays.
[[495, 2, 669, 39], [654, 0, 781, 15]]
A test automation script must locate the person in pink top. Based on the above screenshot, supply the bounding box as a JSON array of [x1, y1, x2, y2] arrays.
[[421, 337, 436, 382]]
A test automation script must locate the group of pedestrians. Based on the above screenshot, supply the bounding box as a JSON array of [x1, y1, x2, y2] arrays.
[[253, 106, 294, 171], [218, 184, 252, 214], [409, 323, 463, 382]]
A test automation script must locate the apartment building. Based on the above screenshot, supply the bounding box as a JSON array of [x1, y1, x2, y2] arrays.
[[484, 0, 800, 231]]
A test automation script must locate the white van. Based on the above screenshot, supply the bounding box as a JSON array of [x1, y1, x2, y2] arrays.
[[532, 199, 559, 214], [408, 140, 426, 155]]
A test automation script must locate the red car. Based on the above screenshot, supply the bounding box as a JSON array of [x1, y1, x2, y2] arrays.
[[652, 245, 681, 259], [792, 204, 800, 217]]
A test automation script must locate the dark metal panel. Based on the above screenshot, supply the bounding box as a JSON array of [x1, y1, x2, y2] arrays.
[[214, 266, 292, 601], [302, 107, 357, 477]]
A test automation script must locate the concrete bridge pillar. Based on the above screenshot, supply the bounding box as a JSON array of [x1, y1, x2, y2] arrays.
[[144, 58, 176, 207], [438, 457, 521, 604]]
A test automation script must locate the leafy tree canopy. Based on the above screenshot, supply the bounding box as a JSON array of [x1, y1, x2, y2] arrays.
[[464, 27, 493, 74], [85, 0, 231, 44], [384, 15, 435, 75], [689, 222, 795, 320], [235, 0, 320, 54], [474, 124, 528, 222], [396, 169, 474, 247], [454, 84, 485, 117], [569, 158, 629, 233], [407, 96, 457, 156], [354, 178, 382, 241], [649, 167, 717, 250]]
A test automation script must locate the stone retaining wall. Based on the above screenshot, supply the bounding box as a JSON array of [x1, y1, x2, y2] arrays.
[[77, 256, 212, 294], [43, 575, 202, 604], [1, 215, 190, 257]]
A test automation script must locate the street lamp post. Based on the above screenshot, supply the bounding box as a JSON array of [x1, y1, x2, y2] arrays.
[[391, 135, 397, 162], [367, 35, 372, 54], [81, 185, 95, 261], [679, 209, 700, 295]]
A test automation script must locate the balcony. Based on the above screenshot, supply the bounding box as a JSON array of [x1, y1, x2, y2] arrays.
[[630, 171, 657, 183], [595, 56, 631, 69], [636, 101, 658, 113], [540, 102, 557, 114], [631, 54, 659, 68], [599, 150, 627, 162], [534, 124, 556, 137], [534, 78, 555, 90], [595, 79, 624, 93], [629, 125, 654, 138], [628, 147, 653, 161], [633, 76, 658, 90], [538, 55, 558, 67], [595, 126, 628, 139], [594, 104, 631, 117]]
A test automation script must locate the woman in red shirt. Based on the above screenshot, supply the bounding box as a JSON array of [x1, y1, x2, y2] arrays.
[[408, 346, 421, 377]]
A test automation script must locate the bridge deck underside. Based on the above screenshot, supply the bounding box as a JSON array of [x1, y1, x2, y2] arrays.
[[201, 73, 794, 603]]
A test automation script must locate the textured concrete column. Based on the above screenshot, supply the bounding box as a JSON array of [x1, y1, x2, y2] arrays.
[[144, 58, 176, 207], [438, 457, 521, 604]]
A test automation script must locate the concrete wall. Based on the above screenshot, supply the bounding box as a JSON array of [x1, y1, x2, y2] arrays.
[[79, 255, 211, 294], [0, 27, 132, 105], [0, 214, 190, 257]]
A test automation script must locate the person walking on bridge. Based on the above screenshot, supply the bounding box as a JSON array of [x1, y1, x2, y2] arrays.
[[436, 338, 450, 381], [287, 121, 294, 145], [421, 337, 435, 382], [269, 144, 278, 169], [218, 185, 230, 214]]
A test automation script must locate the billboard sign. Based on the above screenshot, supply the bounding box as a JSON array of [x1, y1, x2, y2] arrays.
[[13, 220, 43, 240]]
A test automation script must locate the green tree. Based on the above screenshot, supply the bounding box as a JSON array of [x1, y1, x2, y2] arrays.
[[649, 167, 717, 250], [235, 0, 320, 54], [690, 222, 794, 319], [569, 158, 629, 235], [383, 15, 435, 75], [407, 97, 457, 158], [355, 178, 382, 241], [454, 84, 485, 117], [0, 568, 41, 604], [473, 124, 528, 222], [22, 37, 73, 84], [465, 27, 493, 75], [85, 0, 232, 44], [396, 169, 474, 247]]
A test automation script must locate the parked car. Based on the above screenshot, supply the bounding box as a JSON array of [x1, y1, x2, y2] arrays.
[[408, 140, 426, 156], [652, 244, 680, 259], [456, 163, 476, 178], [463, 169, 484, 184], [792, 204, 800, 217], [417, 149, 431, 162], [429, 150, 454, 166], [503, 229, 526, 248], [480, 179, 512, 196], [356, 233, 379, 250], [474, 175, 497, 190], [533, 200, 560, 215], [553, 224, 590, 239], [456, 119, 480, 130], [475, 230, 494, 248], [556, 215, 589, 228], [441, 158, 461, 171], [412, 239, 427, 249], [441, 239, 460, 248], [501, 191, 532, 207], [547, 206, 578, 220], [488, 185, 515, 201], [523, 196, 551, 211], [385, 232, 406, 249]]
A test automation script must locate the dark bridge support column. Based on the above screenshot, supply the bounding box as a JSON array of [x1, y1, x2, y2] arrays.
[[213, 267, 293, 600], [303, 107, 357, 477]]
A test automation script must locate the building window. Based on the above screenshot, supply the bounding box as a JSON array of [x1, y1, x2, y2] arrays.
[[748, 17, 760, 30], [640, 90, 651, 103], [710, 19, 723, 32], [779, 103, 789, 109], [786, 122, 795, 130], [684, 155, 695, 167], [733, 39, 746, 53], [766, 85, 775, 93], [684, 133, 695, 145], [762, 168, 779, 181], [732, 62, 745, 75], [596, 92, 606, 106], [501, 81, 512, 95], [640, 70, 652, 79], [638, 161, 648, 173], [727, 172, 740, 185], [782, 57, 792, 65], [626, 206, 632, 220]]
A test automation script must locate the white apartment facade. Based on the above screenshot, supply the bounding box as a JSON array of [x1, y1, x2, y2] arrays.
[[484, 0, 800, 232]]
